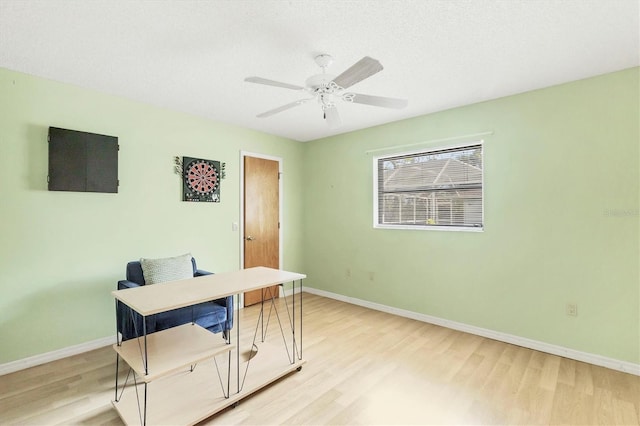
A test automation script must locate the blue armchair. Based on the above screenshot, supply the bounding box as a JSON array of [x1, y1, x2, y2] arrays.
[[116, 257, 233, 341]]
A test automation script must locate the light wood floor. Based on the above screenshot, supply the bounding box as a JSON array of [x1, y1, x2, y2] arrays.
[[1, 293, 638, 425]]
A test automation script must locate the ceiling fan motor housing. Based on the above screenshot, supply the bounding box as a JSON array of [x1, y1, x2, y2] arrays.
[[305, 73, 337, 90]]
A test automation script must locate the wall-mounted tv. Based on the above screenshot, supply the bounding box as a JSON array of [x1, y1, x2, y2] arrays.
[[48, 127, 119, 193]]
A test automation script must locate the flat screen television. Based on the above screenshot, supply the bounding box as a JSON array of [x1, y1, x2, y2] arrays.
[[48, 127, 119, 193]]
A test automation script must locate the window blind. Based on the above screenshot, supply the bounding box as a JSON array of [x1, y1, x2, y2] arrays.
[[376, 143, 483, 229]]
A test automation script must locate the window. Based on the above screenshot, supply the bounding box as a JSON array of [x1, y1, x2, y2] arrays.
[[374, 142, 483, 230]]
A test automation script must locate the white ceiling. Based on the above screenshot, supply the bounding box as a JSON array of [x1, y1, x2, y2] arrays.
[[1, 0, 638, 142]]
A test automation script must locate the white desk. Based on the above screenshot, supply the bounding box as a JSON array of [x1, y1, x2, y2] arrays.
[[112, 266, 306, 425]]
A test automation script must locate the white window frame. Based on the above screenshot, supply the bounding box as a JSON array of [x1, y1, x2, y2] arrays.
[[373, 141, 484, 232]]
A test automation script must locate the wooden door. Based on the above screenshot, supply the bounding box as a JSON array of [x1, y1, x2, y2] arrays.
[[243, 156, 280, 306]]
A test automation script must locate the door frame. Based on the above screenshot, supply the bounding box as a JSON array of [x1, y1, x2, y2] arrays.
[[239, 151, 284, 306]]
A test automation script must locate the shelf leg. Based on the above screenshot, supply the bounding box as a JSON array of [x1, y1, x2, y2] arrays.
[[292, 280, 295, 364], [143, 317, 148, 376], [261, 290, 265, 342], [113, 300, 122, 401], [236, 291, 240, 395], [143, 382, 148, 426], [300, 279, 303, 360], [227, 350, 231, 398], [114, 354, 120, 401]]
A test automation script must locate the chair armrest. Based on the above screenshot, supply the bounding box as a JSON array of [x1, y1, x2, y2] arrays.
[[193, 270, 232, 332], [195, 269, 212, 277], [224, 295, 234, 331], [116, 280, 146, 341], [118, 279, 141, 290]]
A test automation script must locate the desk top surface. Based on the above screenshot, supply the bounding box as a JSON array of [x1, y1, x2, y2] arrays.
[[112, 266, 305, 316]]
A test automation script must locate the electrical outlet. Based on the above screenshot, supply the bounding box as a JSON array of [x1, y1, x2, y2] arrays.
[[345, 268, 351, 278], [368, 272, 375, 281], [566, 303, 578, 317]]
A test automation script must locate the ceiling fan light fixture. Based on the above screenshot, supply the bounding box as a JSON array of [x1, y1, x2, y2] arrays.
[[342, 92, 355, 103], [319, 94, 336, 109]]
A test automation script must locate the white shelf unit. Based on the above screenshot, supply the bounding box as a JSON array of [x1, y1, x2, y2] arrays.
[[112, 267, 306, 426], [113, 323, 234, 382]]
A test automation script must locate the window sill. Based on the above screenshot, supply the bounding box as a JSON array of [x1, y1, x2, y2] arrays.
[[373, 224, 484, 232]]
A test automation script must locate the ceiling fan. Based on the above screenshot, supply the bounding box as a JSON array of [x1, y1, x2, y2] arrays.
[[244, 54, 408, 128]]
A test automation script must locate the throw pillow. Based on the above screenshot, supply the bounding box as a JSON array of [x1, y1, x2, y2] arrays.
[[140, 253, 193, 285]]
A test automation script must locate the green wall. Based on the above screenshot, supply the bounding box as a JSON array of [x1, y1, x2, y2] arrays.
[[1, 66, 638, 366], [0, 68, 304, 363], [302, 68, 639, 364]]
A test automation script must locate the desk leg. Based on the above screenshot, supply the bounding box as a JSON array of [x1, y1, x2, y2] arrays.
[[143, 383, 148, 426], [294, 279, 303, 361], [236, 291, 240, 394], [143, 318, 148, 426], [299, 279, 303, 360], [114, 300, 121, 402], [114, 353, 120, 401], [292, 280, 296, 363], [142, 319, 148, 375]]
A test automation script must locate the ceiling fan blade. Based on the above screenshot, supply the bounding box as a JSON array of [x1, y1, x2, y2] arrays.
[[245, 76, 304, 91], [332, 56, 383, 89], [324, 106, 342, 128], [256, 99, 310, 118], [349, 93, 408, 109]]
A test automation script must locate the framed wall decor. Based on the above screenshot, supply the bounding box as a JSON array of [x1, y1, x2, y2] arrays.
[[181, 156, 221, 202]]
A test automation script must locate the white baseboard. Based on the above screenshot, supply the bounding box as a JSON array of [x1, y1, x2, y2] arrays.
[[282, 284, 303, 298], [304, 287, 640, 376], [4, 289, 637, 378], [0, 335, 115, 376], [0, 286, 301, 376]]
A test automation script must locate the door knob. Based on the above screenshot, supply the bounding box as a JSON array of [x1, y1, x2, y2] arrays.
[[245, 236, 255, 241]]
